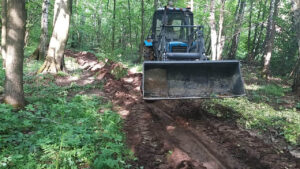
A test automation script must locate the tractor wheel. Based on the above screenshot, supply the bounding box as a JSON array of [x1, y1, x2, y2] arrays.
[[143, 46, 154, 61]]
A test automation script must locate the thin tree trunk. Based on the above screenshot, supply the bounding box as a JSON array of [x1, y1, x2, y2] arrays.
[[4, 0, 26, 108], [112, 0, 116, 51], [248, 0, 264, 62], [1, 0, 7, 69], [190, 0, 194, 11], [136, 0, 145, 62], [262, 0, 280, 79], [228, 0, 246, 59], [292, 0, 300, 95], [154, 0, 158, 9], [31, 0, 49, 60], [252, 0, 268, 60], [38, 0, 72, 74], [216, 0, 225, 60], [70, 0, 78, 48], [209, 0, 217, 60], [247, 0, 253, 58], [127, 0, 132, 50]]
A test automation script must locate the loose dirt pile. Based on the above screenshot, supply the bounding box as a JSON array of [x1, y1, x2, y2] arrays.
[[63, 50, 299, 169]]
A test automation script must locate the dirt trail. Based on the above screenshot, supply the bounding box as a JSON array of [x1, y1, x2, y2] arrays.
[[64, 51, 299, 169]]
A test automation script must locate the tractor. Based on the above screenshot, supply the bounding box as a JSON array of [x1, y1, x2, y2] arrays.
[[142, 5, 245, 100]]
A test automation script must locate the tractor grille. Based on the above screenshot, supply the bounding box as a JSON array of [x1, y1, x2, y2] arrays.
[[172, 46, 187, 53]]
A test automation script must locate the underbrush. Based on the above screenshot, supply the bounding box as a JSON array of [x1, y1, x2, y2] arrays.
[[0, 60, 134, 168], [203, 63, 300, 146], [204, 98, 300, 146]]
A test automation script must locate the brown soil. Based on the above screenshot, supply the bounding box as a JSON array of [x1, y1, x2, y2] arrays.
[[61, 50, 299, 169]]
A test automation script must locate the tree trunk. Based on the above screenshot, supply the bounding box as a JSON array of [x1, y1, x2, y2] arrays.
[[136, 0, 145, 62], [252, 0, 268, 61], [190, 0, 194, 11], [209, 0, 217, 60], [1, 0, 7, 69], [38, 0, 72, 74], [112, 0, 116, 51], [247, 0, 253, 58], [248, 0, 263, 62], [31, 0, 49, 60], [292, 0, 300, 95], [127, 0, 132, 50], [154, 0, 158, 9], [216, 0, 225, 60], [262, 0, 280, 79], [4, 0, 26, 108], [228, 0, 246, 59]]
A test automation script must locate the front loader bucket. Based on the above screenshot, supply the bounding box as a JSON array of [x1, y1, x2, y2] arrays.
[[143, 60, 245, 100]]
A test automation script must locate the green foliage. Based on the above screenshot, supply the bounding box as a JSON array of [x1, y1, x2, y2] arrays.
[[257, 84, 290, 97], [111, 65, 128, 80], [0, 69, 133, 168], [204, 98, 300, 146]]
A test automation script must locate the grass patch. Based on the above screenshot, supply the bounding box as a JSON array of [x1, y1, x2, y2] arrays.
[[204, 98, 300, 146], [257, 84, 290, 97], [0, 59, 134, 168]]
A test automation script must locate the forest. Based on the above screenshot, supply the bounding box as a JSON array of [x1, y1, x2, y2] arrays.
[[0, 0, 299, 168]]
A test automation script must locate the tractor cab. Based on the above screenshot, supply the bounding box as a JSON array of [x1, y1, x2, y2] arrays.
[[152, 8, 193, 42]]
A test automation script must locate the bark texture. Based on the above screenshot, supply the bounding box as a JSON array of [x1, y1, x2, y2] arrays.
[[4, 0, 26, 108], [38, 0, 72, 74], [1, 0, 7, 68], [262, 0, 280, 78]]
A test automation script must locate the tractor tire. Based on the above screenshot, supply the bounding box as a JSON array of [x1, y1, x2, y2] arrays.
[[143, 46, 154, 61]]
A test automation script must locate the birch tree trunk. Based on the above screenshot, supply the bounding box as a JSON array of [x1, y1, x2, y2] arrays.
[[31, 0, 49, 60], [4, 0, 26, 108], [209, 0, 217, 60], [228, 0, 246, 59], [216, 0, 225, 60], [1, 0, 7, 69], [262, 0, 280, 79], [38, 0, 72, 74], [292, 0, 300, 95]]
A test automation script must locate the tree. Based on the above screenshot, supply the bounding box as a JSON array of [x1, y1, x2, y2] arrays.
[[4, 0, 26, 108], [112, 0, 116, 51], [1, 0, 7, 68], [262, 0, 280, 78], [228, 0, 246, 59], [38, 0, 72, 74], [216, 0, 226, 60], [31, 0, 50, 60], [292, 0, 300, 95], [209, 0, 217, 60]]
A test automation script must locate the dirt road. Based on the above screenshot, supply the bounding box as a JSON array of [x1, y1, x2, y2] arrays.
[[64, 51, 299, 169]]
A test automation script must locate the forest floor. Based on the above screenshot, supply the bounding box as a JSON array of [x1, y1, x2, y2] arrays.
[[59, 50, 299, 169], [1, 50, 299, 168]]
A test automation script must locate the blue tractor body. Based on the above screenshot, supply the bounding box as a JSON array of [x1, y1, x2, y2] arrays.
[[142, 6, 245, 100]]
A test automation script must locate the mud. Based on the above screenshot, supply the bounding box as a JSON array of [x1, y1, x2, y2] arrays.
[[64, 50, 299, 169]]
